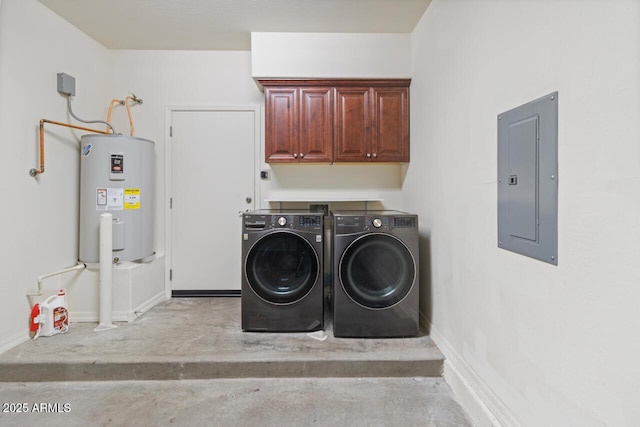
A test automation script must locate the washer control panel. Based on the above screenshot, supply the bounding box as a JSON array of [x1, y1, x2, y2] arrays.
[[298, 215, 322, 228], [244, 213, 322, 231]]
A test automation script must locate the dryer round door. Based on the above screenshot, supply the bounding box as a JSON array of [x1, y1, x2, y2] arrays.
[[245, 231, 319, 305], [339, 233, 415, 309]]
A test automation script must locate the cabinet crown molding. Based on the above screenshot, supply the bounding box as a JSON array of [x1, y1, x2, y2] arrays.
[[258, 78, 411, 88]]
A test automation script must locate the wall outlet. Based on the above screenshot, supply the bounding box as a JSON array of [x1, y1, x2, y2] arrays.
[[57, 72, 76, 96]]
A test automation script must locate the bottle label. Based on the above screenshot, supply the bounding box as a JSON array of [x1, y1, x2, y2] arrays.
[[53, 307, 68, 331]]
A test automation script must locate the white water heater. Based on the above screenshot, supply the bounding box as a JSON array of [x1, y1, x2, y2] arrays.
[[79, 134, 155, 263]]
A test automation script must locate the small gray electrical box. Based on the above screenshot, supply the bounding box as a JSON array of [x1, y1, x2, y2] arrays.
[[497, 92, 558, 265], [57, 72, 75, 96]]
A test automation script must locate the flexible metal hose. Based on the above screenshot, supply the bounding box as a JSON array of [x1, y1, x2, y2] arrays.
[[67, 96, 116, 134]]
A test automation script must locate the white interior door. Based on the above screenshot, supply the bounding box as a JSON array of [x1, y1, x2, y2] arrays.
[[170, 109, 257, 292]]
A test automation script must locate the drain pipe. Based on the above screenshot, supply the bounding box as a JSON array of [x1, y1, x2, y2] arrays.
[[27, 262, 86, 297], [94, 213, 117, 332]]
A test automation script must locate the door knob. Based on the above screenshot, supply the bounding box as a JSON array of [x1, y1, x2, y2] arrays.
[[246, 197, 252, 204]]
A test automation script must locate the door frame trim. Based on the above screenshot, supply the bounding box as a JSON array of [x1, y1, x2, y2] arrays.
[[165, 105, 262, 297]]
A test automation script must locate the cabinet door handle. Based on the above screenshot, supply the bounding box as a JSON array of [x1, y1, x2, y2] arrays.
[[372, 153, 377, 158], [366, 153, 371, 158], [293, 153, 298, 158], [300, 153, 304, 158]]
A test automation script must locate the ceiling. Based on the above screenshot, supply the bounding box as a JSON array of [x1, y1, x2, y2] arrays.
[[38, 0, 431, 51]]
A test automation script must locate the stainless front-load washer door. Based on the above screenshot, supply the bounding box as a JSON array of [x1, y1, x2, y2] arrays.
[[339, 233, 415, 309], [245, 231, 319, 304]]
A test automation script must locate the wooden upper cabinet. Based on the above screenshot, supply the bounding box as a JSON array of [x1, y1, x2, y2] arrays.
[[300, 87, 333, 162], [264, 87, 298, 163], [260, 79, 410, 164], [372, 87, 409, 162], [334, 87, 371, 162], [263, 85, 332, 163]]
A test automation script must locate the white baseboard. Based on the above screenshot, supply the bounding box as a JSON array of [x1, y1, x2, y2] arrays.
[[133, 290, 168, 318], [422, 312, 520, 427], [0, 331, 30, 355], [70, 291, 168, 323], [70, 311, 132, 323]]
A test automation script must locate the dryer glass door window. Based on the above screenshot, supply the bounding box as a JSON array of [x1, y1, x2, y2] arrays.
[[246, 232, 319, 304], [340, 234, 415, 309]]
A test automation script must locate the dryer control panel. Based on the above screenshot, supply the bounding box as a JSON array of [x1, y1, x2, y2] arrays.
[[334, 215, 390, 233], [334, 211, 417, 235]]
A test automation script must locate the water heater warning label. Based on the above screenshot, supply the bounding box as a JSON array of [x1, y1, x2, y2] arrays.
[[96, 188, 123, 210], [97, 189, 107, 206], [124, 188, 141, 210]]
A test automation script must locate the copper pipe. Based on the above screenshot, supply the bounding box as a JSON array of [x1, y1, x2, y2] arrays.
[[30, 119, 111, 177], [106, 99, 124, 132], [124, 96, 140, 136]]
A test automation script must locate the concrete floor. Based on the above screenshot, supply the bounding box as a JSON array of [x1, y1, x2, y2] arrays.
[[0, 297, 474, 426]]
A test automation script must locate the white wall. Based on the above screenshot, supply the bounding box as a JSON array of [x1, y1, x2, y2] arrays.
[[0, 0, 112, 351], [251, 32, 411, 79], [110, 49, 405, 244], [109, 50, 264, 253], [407, 0, 640, 426], [251, 31, 407, 210]]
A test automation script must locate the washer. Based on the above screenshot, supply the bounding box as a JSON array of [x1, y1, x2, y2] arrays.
[[242, 210, 324, 332], [332, 210, 419, 337]]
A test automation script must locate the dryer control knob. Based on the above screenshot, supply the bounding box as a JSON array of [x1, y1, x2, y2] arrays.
[[277, 217, 288, 227], [372, 218, 383, 228]]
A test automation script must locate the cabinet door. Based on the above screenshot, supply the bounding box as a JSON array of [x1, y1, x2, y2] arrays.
[[334, 87, 371, 162], [372, 87, 409, 162], [264, 87, 298, 162], [300, 87, 333, 162]]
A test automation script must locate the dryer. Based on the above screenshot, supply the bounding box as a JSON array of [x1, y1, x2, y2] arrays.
[[332, 210, 419, 337], [242, 210, 324, 332]]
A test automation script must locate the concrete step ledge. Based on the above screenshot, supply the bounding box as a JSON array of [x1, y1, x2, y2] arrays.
[[0, 358, 443, 382], [0, 298, 444, 382], [0, 378, 475, 426]]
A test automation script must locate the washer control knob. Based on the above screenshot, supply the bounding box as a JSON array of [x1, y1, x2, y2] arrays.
[[277, 217, 287, 227], [372, 218, 383, 228]]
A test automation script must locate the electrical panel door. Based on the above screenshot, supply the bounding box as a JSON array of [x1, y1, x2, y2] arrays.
[[498, 92, 558, 265]]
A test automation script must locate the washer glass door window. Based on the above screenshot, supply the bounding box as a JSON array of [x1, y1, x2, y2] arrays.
[[246, 232, 319, 304], [340, 234, 415, 309]]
